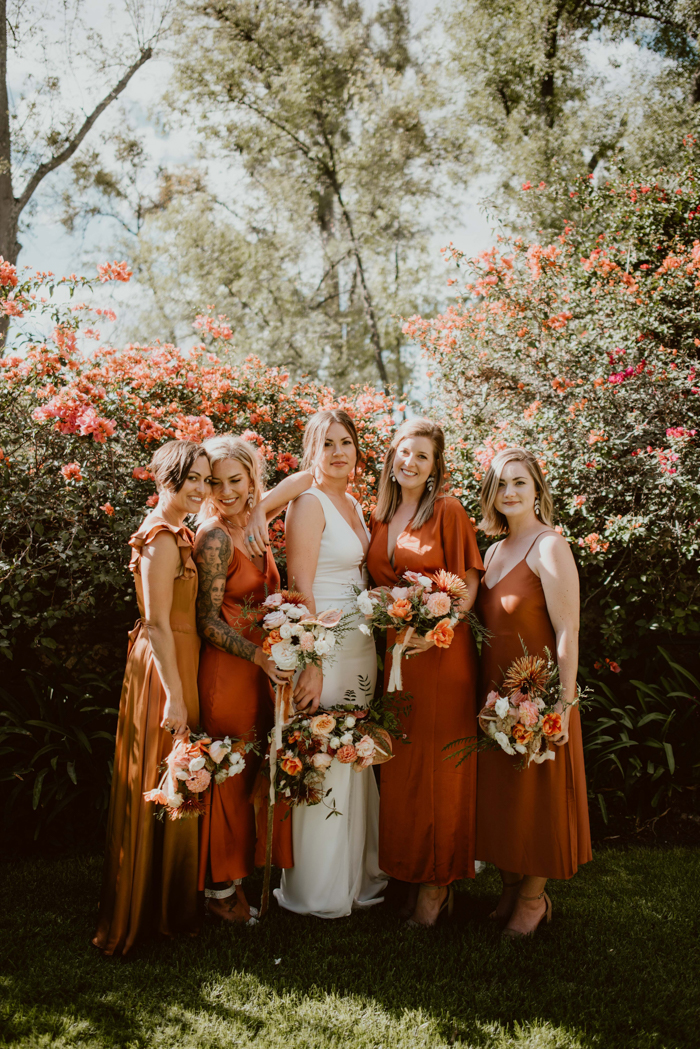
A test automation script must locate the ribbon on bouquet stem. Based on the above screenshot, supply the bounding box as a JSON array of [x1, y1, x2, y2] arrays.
[[259, 679, 293, 918], [387, 626, 414, 692]]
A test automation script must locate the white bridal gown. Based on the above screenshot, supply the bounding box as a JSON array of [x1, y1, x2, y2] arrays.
[[274, 487, 387, 918]]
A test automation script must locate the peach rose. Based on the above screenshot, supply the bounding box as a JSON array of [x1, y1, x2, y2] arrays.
[[426, 618, 454, 648], [542, 712, 562, 737], [335, 744, 357, 763], [299, 631, 316, 652], [484, 690, 500, 709], [311, 751, 333, 768], [309, 713, 336, 737], [511, 723, 533, 744], [426, 591, 451, 617], [518, 700, 540, 727], [280, 754, 303, 775], [387, 598, 413, 620]]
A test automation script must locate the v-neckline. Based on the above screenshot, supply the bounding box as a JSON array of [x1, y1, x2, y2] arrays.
[[315, 488, 368, 554], [483, 530, 551, 590]]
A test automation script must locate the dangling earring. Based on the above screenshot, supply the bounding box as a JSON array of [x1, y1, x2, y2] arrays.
[[427, 475, 434, 493], [247, 491, 254, 508], [534, 495, 541, 517], [390, 469, 397, 483]]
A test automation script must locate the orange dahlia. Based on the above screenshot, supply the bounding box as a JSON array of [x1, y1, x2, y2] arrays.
[[431, 570, 469, 599], [502, 654, 549, 697]]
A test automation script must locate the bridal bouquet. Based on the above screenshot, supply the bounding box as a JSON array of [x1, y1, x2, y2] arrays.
[[260, 589, 346, 673], [144, 731, 251, 819], [273, 693, 403, 808], [354, 570, 486, 690], [478, 649, 585, 768]]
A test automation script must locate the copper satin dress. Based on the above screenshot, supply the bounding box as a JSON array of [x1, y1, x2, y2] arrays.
[[93, 519, 200, 956], [195, 525, 293, 889], [475, 534, 592, 879], [366, 496, 484, 885]]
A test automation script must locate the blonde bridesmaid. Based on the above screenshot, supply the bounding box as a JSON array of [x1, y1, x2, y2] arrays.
[[475, 447, 592, 938], [93, 440, 210, 956]]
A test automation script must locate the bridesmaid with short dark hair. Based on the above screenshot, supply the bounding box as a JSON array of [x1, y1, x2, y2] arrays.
[[475, 447, 592, 938], [93, 439, 210, 956]]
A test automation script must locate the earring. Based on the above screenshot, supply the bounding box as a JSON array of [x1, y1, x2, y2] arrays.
[[534, 496, 541, 517], [390, 470, 397, 483], [427, 476, 434, 492], [247, 491, 254, 507]]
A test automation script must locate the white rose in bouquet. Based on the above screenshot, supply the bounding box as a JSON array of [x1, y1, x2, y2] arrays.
[[356, 590, 375, 616], [227, 752, 246, 776], [494, 696, 510, 719], [279, 622, 293, 640], [270, 640, 299, 671], [263, 593, 284, 608], [263, 609, 287, 630], [344, 716, 356, 728], [311, 752, 333, 768], [314, 637, 332, 656], [329, 737, 341, 750], [340, 732, 354, 745], [214, 769, 229, 785], [290, 623, 304, 637], [189, 755, 206, 772], [208, 740, 228, 763], [355, 736, 375, 758], [283, 604, 308, 620]]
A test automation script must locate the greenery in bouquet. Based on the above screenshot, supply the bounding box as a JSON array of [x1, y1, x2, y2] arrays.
[[144, 731, 255, 820]]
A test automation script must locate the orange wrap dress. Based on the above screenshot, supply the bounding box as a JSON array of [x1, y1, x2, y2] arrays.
[[93, 519, 200, 956], [195, 532, 292, 888], [366, 497, 484, 886], [475, 538, 592, 879]]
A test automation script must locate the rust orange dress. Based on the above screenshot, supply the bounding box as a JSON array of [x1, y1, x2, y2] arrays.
[[196, 527, 292, 889], [93, 519, 200, 956], [475, 536, 592, 879], [366, 496, 484, 885]]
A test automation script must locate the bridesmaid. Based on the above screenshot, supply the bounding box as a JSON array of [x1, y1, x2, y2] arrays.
[[93, 439, 210, 956], [194, 434, 312, 923], [366, 418, 484, 927], [475, 446, 592, 938]]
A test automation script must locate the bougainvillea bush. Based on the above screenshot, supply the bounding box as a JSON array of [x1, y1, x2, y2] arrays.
[[0, 267, 394, 847], [406, 140, 700, 821]]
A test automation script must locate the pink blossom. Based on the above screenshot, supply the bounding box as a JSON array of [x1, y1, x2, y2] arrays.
[[61, 462, 82, 482], [484, 690, 499, 709], [335, 744, 357, 764], [263, 593, 284, 608], [299, 632, 315, 652], [185, 768, 211, 792], [97, 260, 132, 283], [100, 502, 114, 516], [426, 591, 451, 617], [518, 700, 540, 727]]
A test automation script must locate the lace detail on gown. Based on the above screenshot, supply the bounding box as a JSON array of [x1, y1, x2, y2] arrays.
[[274, 487, 387, 918]]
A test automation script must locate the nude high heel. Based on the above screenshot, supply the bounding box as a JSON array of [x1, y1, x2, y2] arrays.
[[502, 890, 552, 939], [405, 885, 454, 929], [489, 876, 523, 922]]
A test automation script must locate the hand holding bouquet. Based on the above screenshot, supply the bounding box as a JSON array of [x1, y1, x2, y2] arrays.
[[144, 731, 251, 819], [355, 570, 486, 690], [478, 648, 585, 768]]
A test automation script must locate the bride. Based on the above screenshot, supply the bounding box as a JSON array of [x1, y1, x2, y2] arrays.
[[273, 409, 387, 918]]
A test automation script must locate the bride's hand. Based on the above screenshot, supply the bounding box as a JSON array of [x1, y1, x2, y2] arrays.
[[404, 635, 436, 658], [294, 664, 323, 713]]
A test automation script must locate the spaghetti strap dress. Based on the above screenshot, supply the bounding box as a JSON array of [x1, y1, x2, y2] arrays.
[[195, 526, 293, 888], [475, 533, 592, 879], [92, 518, 200, 956], [366, 496, 484, 885]]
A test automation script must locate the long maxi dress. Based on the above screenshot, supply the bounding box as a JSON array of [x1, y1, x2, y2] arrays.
[[274, 487, 387, 918], [366, 496, 484, 886], [474, 533, 592, 879], [196, 528, 292, 887], [93, 519, 200, 956]]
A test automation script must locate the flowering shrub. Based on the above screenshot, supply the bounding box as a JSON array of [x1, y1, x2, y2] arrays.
[[405, 142, 700, 820], [0, 263, 394, 847]]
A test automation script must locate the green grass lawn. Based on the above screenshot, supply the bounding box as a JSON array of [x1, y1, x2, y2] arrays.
[[0, 847, 698, 1049]]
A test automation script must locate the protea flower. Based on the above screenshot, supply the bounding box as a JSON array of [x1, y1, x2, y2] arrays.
[[502, 654, 549, 697], [430, 570, 469, 599]]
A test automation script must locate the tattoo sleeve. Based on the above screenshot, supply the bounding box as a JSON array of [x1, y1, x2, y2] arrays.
[[195, 527, 258, 663]]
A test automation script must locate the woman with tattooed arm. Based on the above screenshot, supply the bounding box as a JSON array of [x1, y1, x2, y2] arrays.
[[194, 435, 312, 923]]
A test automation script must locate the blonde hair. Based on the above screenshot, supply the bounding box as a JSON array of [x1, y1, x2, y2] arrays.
[[479, 447, 554, 535], [301, 409, 363, 473], [149, 439, 208, 492], [198, 434, 266, 522], [374, 418, 446, 530]]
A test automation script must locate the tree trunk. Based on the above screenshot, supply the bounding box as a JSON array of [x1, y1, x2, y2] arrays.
[[540, 3, 563, 130], [0, 0, 17, 347]]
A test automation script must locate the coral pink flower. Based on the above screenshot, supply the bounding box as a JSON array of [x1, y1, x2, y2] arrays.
[[299, 631, 315, 652], [100, 502, 114, 516], [185, 768, 211, 792], [97, 260, 132, 283], [132, 466, 152, 480], [484, 690, 500, 709], [426, 591, 451, 617], [387, 598, 413, 620], [426, 618, 454, 648], [146, 494, 159, 507], [335, 744, 357, 764], [61, 462, 82, 482], [280, 754, 303, 776], [309, 713, 335, 736], [542, 713, 562, 737], [518, 700, 540, 727]]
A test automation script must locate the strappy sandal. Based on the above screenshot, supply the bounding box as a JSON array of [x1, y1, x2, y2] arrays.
[[502, 890, 552, 939], [406, 885, 454, 929], [489, 876, 524, 922]]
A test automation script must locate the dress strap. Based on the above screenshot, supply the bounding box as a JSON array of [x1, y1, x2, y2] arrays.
[[523, 529, 554, 561]]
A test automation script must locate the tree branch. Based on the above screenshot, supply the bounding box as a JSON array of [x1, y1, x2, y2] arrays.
[[15, 46, 153, 217], [581, 0, 687, 30]]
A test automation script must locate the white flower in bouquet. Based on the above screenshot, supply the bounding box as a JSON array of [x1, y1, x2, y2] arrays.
[[189, 755, 206, 772], [263, 609, 287, 630], [263, 593, 284, 608], [355, 736, 375, 758], [214, 769, 229, 785], [175, 768, 189, 780], [356, 590, 375, 616], [167, 793, 184, 808], [359, 623, 371, 636], [314, 637, 332, 656], [494, 731, 515, 755], [390, 586, 410, 600], [270, 640, 300, 670], [404, 571, 433, 590], [329, 737, 341, 749], [283, 604, 308, 620], [494, 696, 510, 719], [279, 622, 293, 640], [311, 752, 333, 768], [514, 743, 527, 754], [324, 631, 336, 648], [340, 732, 354, 746], [290, 623, 304, 637], [208, 740, 229, 763], [344, 716, 356, 728], [227, 752, 246, 776]]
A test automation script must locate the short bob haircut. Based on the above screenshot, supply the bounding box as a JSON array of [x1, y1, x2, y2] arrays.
[[198, 434, 266, 521], [301, 409, 363, 473], [374, 417, 446, 530], [479, 447, 554, 535], [149, 439, 209, 493]]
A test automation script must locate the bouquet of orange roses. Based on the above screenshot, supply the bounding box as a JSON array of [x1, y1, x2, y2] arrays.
[[144, 731, 254, 820], [354, 570, 486, 690], [477, 648, 585, 768]]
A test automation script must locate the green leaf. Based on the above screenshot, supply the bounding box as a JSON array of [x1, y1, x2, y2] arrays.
[[66, 760, 77, 785], [32, 767, 48, 810]]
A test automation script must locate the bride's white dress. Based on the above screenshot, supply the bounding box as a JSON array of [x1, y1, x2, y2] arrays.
[[274, 487, 387, 918]]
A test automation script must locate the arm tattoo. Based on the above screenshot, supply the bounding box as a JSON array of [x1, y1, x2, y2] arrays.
[[195, 527, 258, 663]]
